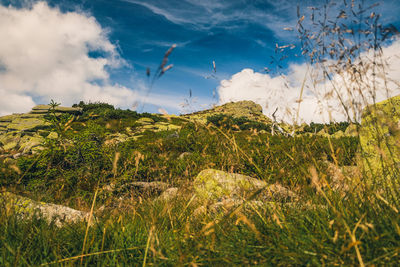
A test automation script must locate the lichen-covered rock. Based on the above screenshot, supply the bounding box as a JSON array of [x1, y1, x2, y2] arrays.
[[6, 117, 50, 132], [194, 169, 266, 202], [141, 124, 158, 130], [0, 192, 92, 227], [1, 114, 24, 122], [0, 104, 83, 154], [31, 104, 82, 114], [136, 117, 155, 125], [0, 132, 21, 151], [0, 131, 44, 153], [193, 169, 297, 203], [133, 119, 181, 134], [359, 95, 400, 180], [0, 104, 81, 133], [154, 122, 181, 131], [18, 135, 43, 154], [105, 133, 130, 145], [157, 187, 179, 201]]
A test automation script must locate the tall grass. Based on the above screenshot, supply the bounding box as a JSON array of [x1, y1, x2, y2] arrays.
[[1, 0, 400, 266]]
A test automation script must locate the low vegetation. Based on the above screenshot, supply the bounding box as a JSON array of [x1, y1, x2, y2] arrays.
[[0, 100, 398, 266], [1, 0, 400, 265]]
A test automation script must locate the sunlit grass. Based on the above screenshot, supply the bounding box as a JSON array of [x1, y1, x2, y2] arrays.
[[1, 0, 400, 265]]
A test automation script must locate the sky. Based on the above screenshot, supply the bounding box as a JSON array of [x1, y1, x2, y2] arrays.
[[0, 0, 400, 123]]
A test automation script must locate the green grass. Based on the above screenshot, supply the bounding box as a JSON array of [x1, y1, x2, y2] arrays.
[[1, 187, 400, 265], [1, 113, 399, 266], [2, 0, 400, 263]]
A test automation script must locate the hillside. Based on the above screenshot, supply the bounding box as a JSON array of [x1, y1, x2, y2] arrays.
[[183, 100, 271, 123], [0, 99, 399, 265]]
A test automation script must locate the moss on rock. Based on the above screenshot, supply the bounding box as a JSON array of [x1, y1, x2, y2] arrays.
[[0, 192, 92, 227], [193, 169, 267, 202], [359, 95, 400, 181]]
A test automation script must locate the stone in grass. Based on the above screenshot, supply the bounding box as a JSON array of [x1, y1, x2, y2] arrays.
[[157, 187, 179, 201], [193, 169, 297, 203], [0, 192, 93, 227]]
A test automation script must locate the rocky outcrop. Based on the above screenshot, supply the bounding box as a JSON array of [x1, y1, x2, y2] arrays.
[[0, 105, 81, 154], [30, 104, 82, 115], [211, 101, 267, 121], [134, 118, 181, 133], [0, 105, 82, 134], [359, 95, 400, 180], [184, 100, 271, 124], [0, 192, 92, 227]]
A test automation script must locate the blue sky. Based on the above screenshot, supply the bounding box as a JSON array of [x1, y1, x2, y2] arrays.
[[0, 0, 400, 122]]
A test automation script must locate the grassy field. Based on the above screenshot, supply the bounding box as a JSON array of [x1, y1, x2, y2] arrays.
[[1, 0, 400, 265], [0, 105, 399, 266]]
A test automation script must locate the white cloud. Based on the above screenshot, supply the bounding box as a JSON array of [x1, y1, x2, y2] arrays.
[[122, 0, 298, 37], [0, 89, 36, 115], [123, 0, 192, 26], [0, 2, 139, 115], [218, 39, 400, 124]]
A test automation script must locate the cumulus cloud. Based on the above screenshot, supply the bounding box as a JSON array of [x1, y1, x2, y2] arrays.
[[0, 2, 138, 115], [218, 39, 400, 124]]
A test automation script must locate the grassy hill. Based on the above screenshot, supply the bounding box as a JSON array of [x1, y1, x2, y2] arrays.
[[1, 100, 398, 266]]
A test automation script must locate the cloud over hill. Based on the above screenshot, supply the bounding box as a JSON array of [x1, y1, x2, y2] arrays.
[[0, 2, 136, 115], [218, 39, 400, 123]]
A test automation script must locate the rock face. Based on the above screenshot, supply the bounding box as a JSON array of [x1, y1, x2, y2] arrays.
[[0, 105, 82, 154], [359, 95, 400, 180], [0, 192, 92, 227]]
